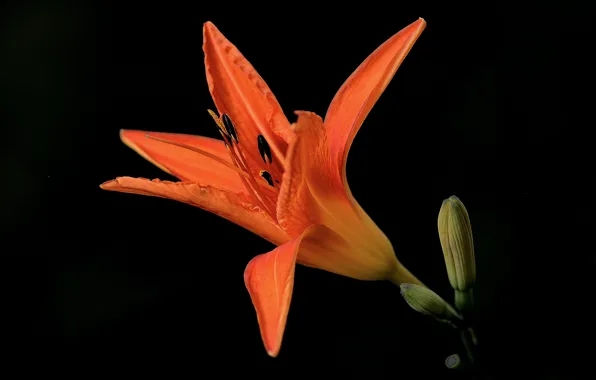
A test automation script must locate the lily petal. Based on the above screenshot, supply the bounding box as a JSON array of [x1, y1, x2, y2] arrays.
[[295, 221, 417, 283], [324, 18, 426, 183], [244, 224, 344, 357], [278, 112, 421, 283], [277, 111, 348, 238], [100, 177, 288, 245], [203, 21, 291, 187], [120, 129, 244, 194]]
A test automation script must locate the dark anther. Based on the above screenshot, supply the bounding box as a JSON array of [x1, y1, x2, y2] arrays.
[[257, 134, 272, 164], [220, 132, 231, 147], [259, 170, 275, 187], [222, 114, 238, 144]]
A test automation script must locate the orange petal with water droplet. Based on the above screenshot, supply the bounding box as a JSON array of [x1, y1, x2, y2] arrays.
[[100, 177, 288, 245]]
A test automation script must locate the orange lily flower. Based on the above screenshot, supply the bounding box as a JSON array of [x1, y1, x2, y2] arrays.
[[101, 19, 426, 357]]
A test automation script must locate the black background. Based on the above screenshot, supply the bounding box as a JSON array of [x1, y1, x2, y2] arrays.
[[1, 1, 594, 377]]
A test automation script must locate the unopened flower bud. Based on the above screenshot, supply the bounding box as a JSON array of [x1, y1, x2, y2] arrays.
[[438, 196, 476, 310], [400, 284, 462, 326]]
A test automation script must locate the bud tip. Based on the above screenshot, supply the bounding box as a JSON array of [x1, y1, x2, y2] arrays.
[[399, 283, 414, 296]]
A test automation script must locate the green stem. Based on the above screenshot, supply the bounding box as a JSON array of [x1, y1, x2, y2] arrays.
[[455, 289, 474, 312], [460, 328, 476, 364], [468, 326, 478, 346]]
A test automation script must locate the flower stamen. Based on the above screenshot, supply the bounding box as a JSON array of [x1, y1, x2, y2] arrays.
[[207, 110, 278, 220], [257, 135, 272, 164], [259, 170, 275, 187], [222, 114, 239, 144], [207, 109, 232, 146]]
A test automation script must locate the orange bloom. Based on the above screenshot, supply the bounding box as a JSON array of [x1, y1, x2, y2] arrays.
[[101, 19, 426, 357]]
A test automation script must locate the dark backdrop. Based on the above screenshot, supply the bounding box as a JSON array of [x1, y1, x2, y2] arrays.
[[1, 1, 593, 377]]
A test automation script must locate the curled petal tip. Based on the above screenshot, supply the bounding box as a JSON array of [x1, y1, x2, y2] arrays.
[[413, 18, 427, 29], [99, 179, 117, 190], [100, 178, 133, 192], [409, 18, 427, 36], [267, 348, 279, 358], [293, 110, 322, 121], [202, 22, 219, 44]]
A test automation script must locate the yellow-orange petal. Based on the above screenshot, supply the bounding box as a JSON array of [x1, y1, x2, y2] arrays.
[[203, 21, 292, 192], [324, 18, 426, 184], [296, 222, 409, 282], [244, 224, 342, 357], [120, 129, 245, 194], [278, 112, 421, 283], [100, 177, 288, 245]]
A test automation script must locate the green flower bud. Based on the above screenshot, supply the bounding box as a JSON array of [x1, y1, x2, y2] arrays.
[[438, 196, 476, 292], [400, 284, 462, 326]]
